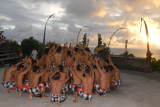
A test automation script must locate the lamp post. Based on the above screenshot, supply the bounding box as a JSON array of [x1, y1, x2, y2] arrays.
[[76, 26, 90, 45], [42, 14, 54, 53]]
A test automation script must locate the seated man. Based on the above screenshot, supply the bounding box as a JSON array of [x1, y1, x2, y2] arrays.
[[73, 48, 83, 64], [16, 59, 31, 96], [65, 51, 74, 68], [69, 64, 83, 103], [108, 57, 120, 89], [43, 68, 54, 89], [28, 66, 48, 100], [58, 65, 69, 94], [92, 65, 101, 95], [49, 72, 69, 106], [95, 58, 110, 96], [74, 61, 94, 104], [2, 64, 19, 93], [65, 51, 74, 79], [54, 46, 63, 66], [111, 65, 120, 89]]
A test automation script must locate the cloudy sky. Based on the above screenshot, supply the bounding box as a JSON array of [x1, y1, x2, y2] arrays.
[[0, 0, 160, 50]]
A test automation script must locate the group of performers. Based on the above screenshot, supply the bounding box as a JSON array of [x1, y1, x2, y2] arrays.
[[2, 42, 120, 106]]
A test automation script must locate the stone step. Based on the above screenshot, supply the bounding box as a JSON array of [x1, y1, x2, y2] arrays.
[[0, 53, 18, 58], [0, 50, 16, 54], [0, 56, 20, 65]]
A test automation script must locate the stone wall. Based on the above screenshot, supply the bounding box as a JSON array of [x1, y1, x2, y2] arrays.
[[111, 55, 152, 72]]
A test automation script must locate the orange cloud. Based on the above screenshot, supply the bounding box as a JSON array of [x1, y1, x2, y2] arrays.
[[108, 19, 125, 27], [144, 5, 152, 10], [153, 0, 160, 7], [92, 8, 107, 17], [124, 6, 133, 12]]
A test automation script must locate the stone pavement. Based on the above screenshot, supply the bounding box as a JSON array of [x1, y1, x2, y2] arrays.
[[0, 67, 160, 107]]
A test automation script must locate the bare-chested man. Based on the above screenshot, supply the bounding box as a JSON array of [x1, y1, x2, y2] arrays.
[[108, 57, 120, 89], [2, 64, 21, 93], [65, 51, 73, 68], [65, 51, 74, 80], [73, 48, 83, 64], [54, 47, 63, 66], [57, 65, 69, 94], [83, 48, 93, 63], [95, 58, 110, 96], [91, 59, 100, 83], [74, 61, 94, 104], [28, 66, 48, 100], [69, 64, 83, 103], [49, 72, 69, 106], [16, 59, 32, 96], [43, 67, 54, 89], [91, 59, 100, 96]]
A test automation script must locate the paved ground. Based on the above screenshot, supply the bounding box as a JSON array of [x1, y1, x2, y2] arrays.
[[0, 66, 160, 107]]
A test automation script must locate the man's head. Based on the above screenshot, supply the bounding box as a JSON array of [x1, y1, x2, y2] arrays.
[[93, 65, 97, 69], [52, 72, 60, 80], [9, 62, 17, 67], [33, 66, 40, 72], [83, 73, 86, 77], [32, 59, 36, 66], [17, 64, 24, 71], [58, 65, 63, 72], [108, 65, 113, 71], [76, 64, 81, 71], [103, 66, 109, 72], [105, 59, 109, 64], [115, 64, 119, 68], [85, 65, 91, 74], [44, 47, 49, 55], [74, 48, 79, 53], [56, 47, 62, 53], [85, 48, 90, 52], [67, 51, 72, 57]]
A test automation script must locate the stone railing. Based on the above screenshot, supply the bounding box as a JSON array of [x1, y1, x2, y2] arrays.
[[110, 55, 152, 72]]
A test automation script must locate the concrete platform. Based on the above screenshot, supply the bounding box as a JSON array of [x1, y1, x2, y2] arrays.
[[0, 67, 160, 107]]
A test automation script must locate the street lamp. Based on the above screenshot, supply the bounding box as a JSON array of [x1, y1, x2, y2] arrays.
[[43, 14, 54, 53], [76, 26, 90, 45]]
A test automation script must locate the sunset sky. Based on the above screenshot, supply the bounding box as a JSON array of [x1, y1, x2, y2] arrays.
[[0, 0, 160, 50]]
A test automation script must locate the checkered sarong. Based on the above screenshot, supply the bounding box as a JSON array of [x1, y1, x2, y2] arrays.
[[62, 61, 65, 67], [45, 82, 51, 89], [29, 83, 44, 95], [68, 67, 73, 79], [82, 63, 86, 68], [17, 82, 29, 92], [94, 82, 110, 95], [62, 84, 69, 93], [112, 78, 120, 86], [69, 83, 83, 92], [52, 62, 56, 68], [77, 88, 93, 100], [2, 81, 16, 89], [48, 62, 56, 72], [49, 93, 66, 102]]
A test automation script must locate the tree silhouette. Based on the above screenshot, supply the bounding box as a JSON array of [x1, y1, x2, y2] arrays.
[[21, 37, 42, 58]]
